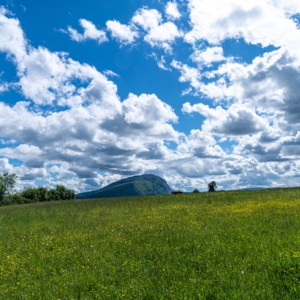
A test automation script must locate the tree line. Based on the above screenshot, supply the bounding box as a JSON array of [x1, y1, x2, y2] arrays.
[[172, 181, 218, 194], [0, 173, 75, 206]]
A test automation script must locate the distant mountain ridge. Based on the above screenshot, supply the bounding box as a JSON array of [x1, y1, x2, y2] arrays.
[[76, 174, 172, 199]]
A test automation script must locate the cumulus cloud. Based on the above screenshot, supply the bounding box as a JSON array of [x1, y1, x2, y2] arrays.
[[67, 19, 108, 43], [0, 24, 121, 108], [200, 49, 300, 124], [174, 48, 300, 129], [102, 7, 184, 51], [172, 0, 300, 117], [0, 92, 180, 191], [2, 4, 300, 192], [106, 20, 139, 44], [177, 130, 226, 158], [233, 134, 284, 162], [0, 6, 26, 61], [131, 7, 183, 51], [0, 157, 14, 173], [0, 9, 185, 191], [131, 8, 162, 30], [165, 2, 181, 20], [183, 103, 269, 135], [144, 21, 183, 51], [191, 46, 226, 66], [185, 0, 300, 49], [171, 60, 201, 91]]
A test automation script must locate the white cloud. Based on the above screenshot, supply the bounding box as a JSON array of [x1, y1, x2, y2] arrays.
[[200, 49, 300, 124], [106, 20, 138, 44], [0, 8, 118, 108], [101, 7, 184, 51], [183, 102, 269, 135], [15, 46, 121, 108], [122, 94, 178, 129], [67, 19, 108, 43], [165, 2, 181, 20], [177, 130, 226, 158], [131, 8, 162, 30], [0, 10, 183, 191], [2, 5, 300, 192], [171, 60, 201, 92], [0, 82, 9, 92], [155, 55, 171, 70], [103, 70, 119, 77], [185, 0, 300, 50], [0, 92, 181, 190], [0, 6, 26, 62], [144, 21, 183, 51], [0, 157, 14, 174], [191, 46, 226, 66]]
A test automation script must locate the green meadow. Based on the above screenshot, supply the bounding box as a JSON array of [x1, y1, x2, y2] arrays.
[[1, 189, 300, 299]]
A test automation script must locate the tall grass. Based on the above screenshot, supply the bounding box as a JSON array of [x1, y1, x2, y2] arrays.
[[1, 189, 300, 299]]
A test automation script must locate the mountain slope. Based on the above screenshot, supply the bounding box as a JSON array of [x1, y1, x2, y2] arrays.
[[76, 174, 172, 199]]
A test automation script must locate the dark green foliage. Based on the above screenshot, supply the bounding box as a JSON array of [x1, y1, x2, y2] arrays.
[[21, 187, 49, 202], [21, 185, 75, 203], [192, 189, 200, 193], [0, 184, 5, 203], [208, 181, 217, 192], [0, 185, 76, 206], [47, 188, 60, 201], [76, 174, 172, 199], [55, 185, 75, 200], [0, 193, 29, 206], [172, 190, 184, 195], [0, 173, 17, 203], [0, 172, 75, 207]]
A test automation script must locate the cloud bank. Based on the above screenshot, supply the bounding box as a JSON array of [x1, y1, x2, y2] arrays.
[[1, 1, 300, 192]]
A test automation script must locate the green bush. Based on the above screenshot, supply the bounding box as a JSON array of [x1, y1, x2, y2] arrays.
[[21, 187, 41, 202], [0, 193, 30, 206], [172, 190, 184, 195], [21, 185, 75, 203], [55, 185, 75, 200]]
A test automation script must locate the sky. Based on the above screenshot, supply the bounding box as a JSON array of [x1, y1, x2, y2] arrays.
[[1, 0, 300, 192]]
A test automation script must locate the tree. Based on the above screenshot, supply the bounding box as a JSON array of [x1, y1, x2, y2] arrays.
[[21, 185, 75, 202], [192, 189, 200, 193], [21, 187, 49, 202], [208, 181, 217, 192], [55, 185, 75, 200], [0, 173, 17, 201]]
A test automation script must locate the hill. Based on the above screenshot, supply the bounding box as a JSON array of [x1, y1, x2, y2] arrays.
[[76, 174, 172, 199]]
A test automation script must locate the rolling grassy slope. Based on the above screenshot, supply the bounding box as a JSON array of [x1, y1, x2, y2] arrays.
[[1, 189, 300, 299]]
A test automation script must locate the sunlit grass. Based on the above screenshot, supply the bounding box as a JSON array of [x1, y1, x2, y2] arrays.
[[1, 188, 300, 299]]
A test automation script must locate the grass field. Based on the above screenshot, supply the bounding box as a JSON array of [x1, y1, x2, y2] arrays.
[[1, 188, 300, 299]]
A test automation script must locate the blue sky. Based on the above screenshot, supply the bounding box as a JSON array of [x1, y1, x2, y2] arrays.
[[1, 0, 300, 192]]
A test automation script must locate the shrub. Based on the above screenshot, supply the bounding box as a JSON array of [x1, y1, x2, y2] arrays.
[[172, 190, 184, 195], [21, 187, 41, 202], [54, 185, 75, 200], [0, 193, 30, 206], [21, 185, 75, 202]]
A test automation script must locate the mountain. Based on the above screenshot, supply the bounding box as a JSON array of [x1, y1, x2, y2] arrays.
[[76, 174, 172, 199]]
